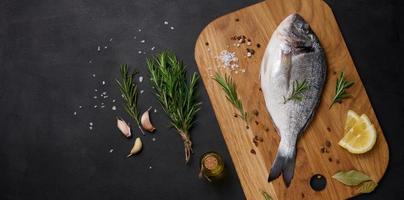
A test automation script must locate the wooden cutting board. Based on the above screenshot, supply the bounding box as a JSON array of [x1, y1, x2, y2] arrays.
[[194, 0, 389, 199]]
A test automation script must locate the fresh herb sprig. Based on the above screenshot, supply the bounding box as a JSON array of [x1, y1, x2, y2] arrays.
[[330, 72, 355, 108], [147, 51, 201, 163], [213, 73, 248, 125], [116, 64, 145, 135], [283, 79, 310, 104]]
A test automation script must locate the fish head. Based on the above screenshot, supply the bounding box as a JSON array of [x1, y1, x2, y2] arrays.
[[278, 13, 319, 54]]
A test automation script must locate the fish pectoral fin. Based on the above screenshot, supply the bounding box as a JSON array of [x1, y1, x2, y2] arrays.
[[271, 50, 292, 92]]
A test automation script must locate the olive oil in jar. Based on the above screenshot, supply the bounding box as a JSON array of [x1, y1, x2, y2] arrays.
[[199, 152, 225, 182]]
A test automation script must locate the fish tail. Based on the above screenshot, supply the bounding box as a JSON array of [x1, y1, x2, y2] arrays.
[[268, 139, 297, 187]]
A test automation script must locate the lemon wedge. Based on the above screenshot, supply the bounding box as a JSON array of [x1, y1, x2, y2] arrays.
[[344, 110, 360, 133], [338, 113, 377, 154]]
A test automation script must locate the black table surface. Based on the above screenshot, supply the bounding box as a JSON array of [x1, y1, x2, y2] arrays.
[[1, 0, 403, 199]]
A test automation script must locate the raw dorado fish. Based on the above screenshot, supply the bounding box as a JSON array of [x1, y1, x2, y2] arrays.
[[260, 13, 327, 187]]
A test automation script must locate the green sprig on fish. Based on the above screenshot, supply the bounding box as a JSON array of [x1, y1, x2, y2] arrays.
[[283, 79, 310, 104]]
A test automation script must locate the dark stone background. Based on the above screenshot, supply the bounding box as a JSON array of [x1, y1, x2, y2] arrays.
[[0, 0, 402, 199]]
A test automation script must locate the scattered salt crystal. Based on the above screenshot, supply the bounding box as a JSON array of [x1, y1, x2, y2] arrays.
[[109, 149, 114, 153], [207, 48, 211, 52], [94, 105, 98, 108], [104, 46, 108, 49], [109, 38, 113, 42], [154, 108, 157, 113], [121, 94, 125, 98], [97, 46, 101, 51], [140, 90, 144, 94], [102, 81, 106, 85], [89, 122, 93, 126], [143, 51, 146, 54], [73, 112, 77, 115], [247, 52, 252, 58], [152, 137, 156, 142], [103, 95, 109, 99], [139, 76, 143, 83], [89, 126, 93, 130], [241, 69, 246, 73], [79, 105, 83, 109], [170, 26, 175, 30], [138, 50, 142, 54], [102, 91, 107, 95], [93, 96, 98, 99], [112, 99, 116, 103], [138, 28, 142, 32], [164, 21, 168, 25], [149, 166, 152, 169], [89, 60, 92, 63], [100, 105, 105, 108], [101, 102, 104, 105], [236, 43, 240, 47], [112, 106, 117, 110], [247, 41, 252, 46], [151, 46, 155, 51], [140, 40, 145, 43], [133, 36, 137, 39], [92, 74, 96, 78]]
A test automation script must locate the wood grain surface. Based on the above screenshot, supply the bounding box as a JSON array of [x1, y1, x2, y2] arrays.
[[194, 0, 389, 199]]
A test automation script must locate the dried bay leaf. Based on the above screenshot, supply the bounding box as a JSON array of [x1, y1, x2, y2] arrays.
[[358, 181, 378, 193], [332, 170, 371, 186]]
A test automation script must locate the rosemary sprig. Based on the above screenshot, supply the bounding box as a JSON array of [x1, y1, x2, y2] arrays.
[[283, 79, 310, 104], [330, 72, 355, 108], [213, 73, 248, 125], [116, 64, 145, 135], [147, 51, 201, 163]]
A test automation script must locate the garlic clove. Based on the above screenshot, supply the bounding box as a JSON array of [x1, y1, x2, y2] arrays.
[[127, 137, 142, 157], [117, 117, 131, 138], [141, 107, 156, 132]]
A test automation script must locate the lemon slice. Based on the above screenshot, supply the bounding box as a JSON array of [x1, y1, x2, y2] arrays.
[[338, 114, 377, 154], [345, 110, 360, 133]]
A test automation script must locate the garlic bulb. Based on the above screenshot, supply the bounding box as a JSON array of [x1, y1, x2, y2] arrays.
[[116, 117, 131, 138], [127, 137, 142, 157], [141, 107, 156, 132]]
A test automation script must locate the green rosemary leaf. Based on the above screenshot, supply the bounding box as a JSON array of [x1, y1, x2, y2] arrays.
[[147, 51, 201, 163], [116, 64, 144, 135], [283, 79, 310, 104], [261, 191, 273, 200], [213, 73, 248, 125], [330, 72, 355, 108]]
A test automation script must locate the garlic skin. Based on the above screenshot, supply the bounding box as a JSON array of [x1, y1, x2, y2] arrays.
[[117, 117, 131, 138], [141, 107, 156, 132], [127, 137, 142, 157]]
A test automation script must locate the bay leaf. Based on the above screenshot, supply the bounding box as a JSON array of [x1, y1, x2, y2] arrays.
[[332, 170, 371, 186], [358, 181, 378, 193], [261, 191, 272, 200]]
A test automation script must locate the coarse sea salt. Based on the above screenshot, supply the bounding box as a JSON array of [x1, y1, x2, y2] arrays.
[[151, 46, 155, 51], [73, 112, 77, 115], [139, 76, 143, 83], [164, 21, 168, 25], [102, 81, 106, 85], [92, 74, 96, 78], [140, 40, 145, 43], [140, 90, 144, 94], [170, 26, 175, 30], [138, 50, 142, 54], [112, 106, 117, 110], [109, 149, 114, 153], [217, 50, 240, 70]]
